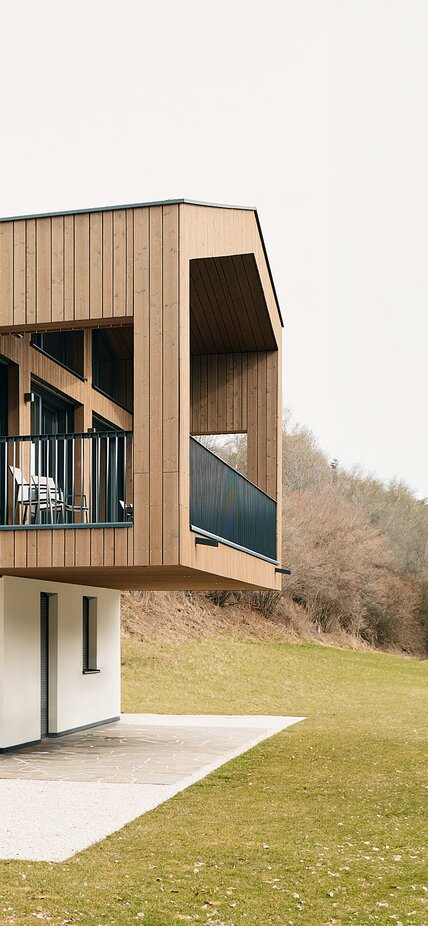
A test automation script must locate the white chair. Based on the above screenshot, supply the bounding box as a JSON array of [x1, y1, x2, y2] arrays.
[[29, 474, 65, 523], [9, 466, 32, 524]]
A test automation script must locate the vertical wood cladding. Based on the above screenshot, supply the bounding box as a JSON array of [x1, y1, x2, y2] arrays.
[[132, 204, 180, 568], [190, 349, 278, 499], [0, 210, 135, 327]]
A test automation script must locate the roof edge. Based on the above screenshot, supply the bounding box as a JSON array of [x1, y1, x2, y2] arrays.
[[0, 198, 283, 327], [0, 198, 256, 225]]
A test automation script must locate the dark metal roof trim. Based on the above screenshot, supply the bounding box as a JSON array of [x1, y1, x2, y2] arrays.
[[0, 198, 256, 224], [254, 211, 284, 327], [0, 198, 283, 326]]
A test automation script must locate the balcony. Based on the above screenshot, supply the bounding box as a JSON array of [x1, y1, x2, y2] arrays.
[[189, 437, 277, 563], [0, 431, 133, 529]]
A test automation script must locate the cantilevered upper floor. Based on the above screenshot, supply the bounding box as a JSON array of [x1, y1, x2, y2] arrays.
[[0, 200, 283, 590]]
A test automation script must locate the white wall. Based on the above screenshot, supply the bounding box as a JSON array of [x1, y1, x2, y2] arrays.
[[0, 576, 120, 750]]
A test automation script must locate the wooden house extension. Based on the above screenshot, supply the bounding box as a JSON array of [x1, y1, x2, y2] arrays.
[[0, 199, 283, 592]]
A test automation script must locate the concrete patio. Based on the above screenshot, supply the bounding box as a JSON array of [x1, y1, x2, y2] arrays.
[[0, 713, 303, 861]]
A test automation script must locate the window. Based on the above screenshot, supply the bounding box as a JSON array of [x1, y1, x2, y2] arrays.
[[92, 327, 133, 411], [82, 597, 99, 673], [31, 330, 85, 378]]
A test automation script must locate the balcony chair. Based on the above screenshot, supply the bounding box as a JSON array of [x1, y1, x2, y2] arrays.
[[31, 477, 89, 524], [9, 467, 64, 524], [8, 466, 33, 524], [9, 467, 89, 524], [119, 499, 133, 522]]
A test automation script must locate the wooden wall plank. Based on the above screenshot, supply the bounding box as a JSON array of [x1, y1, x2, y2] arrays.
[[163, 471, 179, 563], [217, 354, 227, 429], [90, 529, 103, 567], [226, 354, 234, 431], [73, 530, 91, 566], [0, 533, 14, 569], [113, 210, 126, 316], [26, 530, 37, 568], [126, 210, 134, 317], [64, 529, 75, 566], [0, 223, 13, 328], [241, 352, 248, 431], [51, 216, 64, 322], [191, 354, 200, 432], [127, 525, 134, 565], [64, 215, 75, 321], [102, 212, 113, 317], [13, 222, 26, 326], [14, 531, 26, 568], [199, 354, 208, 431], [36, 218, 52, 324], [266, 350, 277, 498], [207, 354, 218, 432], [37, 530, 52, 568], [52, 530, 65, 568], [103, 528, 115, 567], [114, 527, 127, 566], [74, 213, 89, 319], [232, 353, 241, 431], [89, 212, 103, 319], [25, 220, 36, 325]]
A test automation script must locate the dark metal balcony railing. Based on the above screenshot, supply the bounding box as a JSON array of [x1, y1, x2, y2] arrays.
[[190, 436, 277, 562], [0, 431, 133, 529]]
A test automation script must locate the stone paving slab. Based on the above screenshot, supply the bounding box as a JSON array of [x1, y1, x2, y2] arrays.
[[0, 714, 304, 861]]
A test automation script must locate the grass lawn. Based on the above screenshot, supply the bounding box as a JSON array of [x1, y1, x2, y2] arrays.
[[1, 639, 427, 925]]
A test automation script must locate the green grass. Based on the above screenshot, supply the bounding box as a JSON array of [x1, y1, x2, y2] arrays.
[[1, 639, 427, 926]]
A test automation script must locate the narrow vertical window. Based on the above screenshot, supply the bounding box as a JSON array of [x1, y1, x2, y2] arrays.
[[82, 596, 99, 672]]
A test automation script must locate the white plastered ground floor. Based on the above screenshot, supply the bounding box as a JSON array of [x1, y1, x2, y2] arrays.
[[0, 576, 120, 750]]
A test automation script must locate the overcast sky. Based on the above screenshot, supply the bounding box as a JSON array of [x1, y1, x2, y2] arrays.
[[1, 1, 427, 496]]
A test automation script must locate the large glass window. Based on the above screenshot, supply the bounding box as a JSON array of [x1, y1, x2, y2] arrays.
[[31, 330, 84, 378], [92, 327, 133, 411]]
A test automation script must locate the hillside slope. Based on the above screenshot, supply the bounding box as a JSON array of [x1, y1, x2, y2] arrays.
[[120, 590, 413, 653]]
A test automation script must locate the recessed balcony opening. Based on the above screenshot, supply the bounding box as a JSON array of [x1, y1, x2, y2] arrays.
[[189, 254, 279, 563], [0, 326, 134, 531]]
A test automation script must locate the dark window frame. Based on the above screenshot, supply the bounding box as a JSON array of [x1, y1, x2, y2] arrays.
[[92, 328, 133, 412], [82, 596, 100, 674], [31, 331, 86, 381]]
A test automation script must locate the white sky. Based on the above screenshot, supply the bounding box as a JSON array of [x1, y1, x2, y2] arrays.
[[1, 1, 427, 496]]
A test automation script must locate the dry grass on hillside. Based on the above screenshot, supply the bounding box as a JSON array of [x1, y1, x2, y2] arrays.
[[121, 590, 369, 651]]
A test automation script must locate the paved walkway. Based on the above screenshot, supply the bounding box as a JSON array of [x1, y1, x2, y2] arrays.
[[0, 714, 303, 861]]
